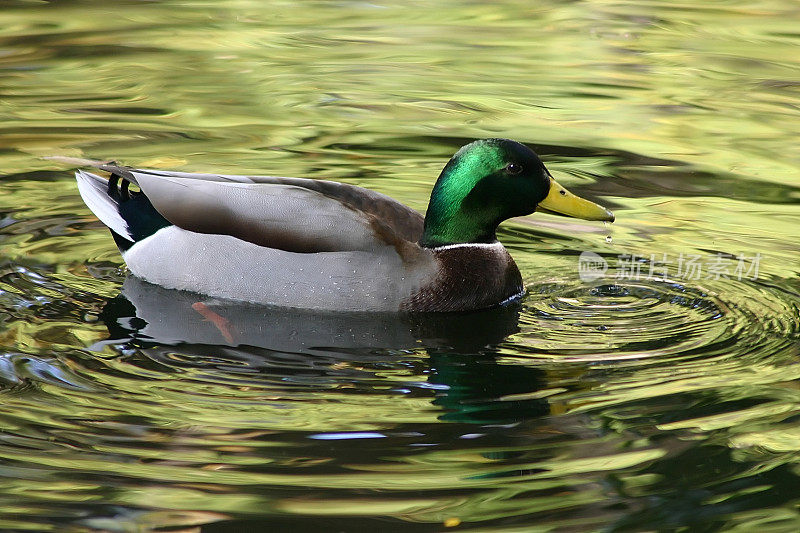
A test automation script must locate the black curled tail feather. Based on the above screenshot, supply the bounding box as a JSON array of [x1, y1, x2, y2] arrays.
[[75, 169, 171, 252]]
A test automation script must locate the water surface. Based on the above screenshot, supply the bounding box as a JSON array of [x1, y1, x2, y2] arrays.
[[1, 0, 799, 531]]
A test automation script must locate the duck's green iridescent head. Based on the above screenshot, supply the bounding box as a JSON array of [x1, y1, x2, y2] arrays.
[[419, 139, 614, 248]]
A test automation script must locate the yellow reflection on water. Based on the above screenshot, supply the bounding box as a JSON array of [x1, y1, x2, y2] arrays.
[[0, 0, 799, 530]]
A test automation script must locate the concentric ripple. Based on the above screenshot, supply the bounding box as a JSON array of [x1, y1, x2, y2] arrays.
[[516, 276, 799, 364]]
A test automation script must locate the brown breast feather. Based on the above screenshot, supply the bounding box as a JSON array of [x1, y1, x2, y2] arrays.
[[400, 245, 524, 312]]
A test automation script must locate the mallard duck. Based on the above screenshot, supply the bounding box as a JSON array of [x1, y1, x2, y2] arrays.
[[65, 139, 614, 312]]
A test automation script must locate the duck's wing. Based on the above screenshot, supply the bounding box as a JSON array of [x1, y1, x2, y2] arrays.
[[77, 161, 425, 253]]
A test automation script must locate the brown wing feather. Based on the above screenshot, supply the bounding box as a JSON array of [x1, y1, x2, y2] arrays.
[[77, 161, 424, 252], [266, 176, 425, 243]]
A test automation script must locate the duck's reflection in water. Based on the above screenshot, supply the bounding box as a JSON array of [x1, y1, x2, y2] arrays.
[[98, 276, 551, 425]]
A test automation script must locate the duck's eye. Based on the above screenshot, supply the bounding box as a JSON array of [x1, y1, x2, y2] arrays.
[[505, 163, 523, 175]]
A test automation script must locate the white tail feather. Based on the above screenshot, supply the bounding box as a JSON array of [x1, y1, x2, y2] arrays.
[[75, 170, 131, 239]]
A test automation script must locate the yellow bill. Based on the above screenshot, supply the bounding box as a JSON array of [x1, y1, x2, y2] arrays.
[[536, 177, 615, 222]]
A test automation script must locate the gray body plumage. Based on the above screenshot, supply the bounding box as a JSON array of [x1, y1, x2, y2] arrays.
[[124, 225, 437, 311]]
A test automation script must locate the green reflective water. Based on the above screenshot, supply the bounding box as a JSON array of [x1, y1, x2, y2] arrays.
[[1, 0, 800, 530]]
